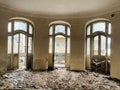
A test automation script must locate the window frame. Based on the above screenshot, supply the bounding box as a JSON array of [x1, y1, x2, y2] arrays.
[[49, 23, 71, 54], [7, 19, 34, 54], [86, 20, 111, 58]]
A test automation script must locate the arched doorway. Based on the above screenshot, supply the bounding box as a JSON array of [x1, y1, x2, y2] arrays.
[[86, 20, 111, 74], [49, 21, 71, 68], [54, 35, 66, 67], [13, 33, 27, 69], [7, 18, 34, 70]]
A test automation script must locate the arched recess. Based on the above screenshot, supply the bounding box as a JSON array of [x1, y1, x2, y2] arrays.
[[7, 17, 34, 70], [49, 21, 71, 69], [85, 19, 111, 74]]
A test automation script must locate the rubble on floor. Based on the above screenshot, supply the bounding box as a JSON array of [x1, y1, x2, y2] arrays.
[[0, 68, 120, 90]]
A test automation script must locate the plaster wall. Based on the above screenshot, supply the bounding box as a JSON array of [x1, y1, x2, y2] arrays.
[[110, 13, 120, 79], [0, 9, 120, 80]]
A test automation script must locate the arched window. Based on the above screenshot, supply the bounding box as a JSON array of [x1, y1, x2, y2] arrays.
[[49, 21, 71, 68], [7, 17, 34, 69], [86, 20, 111, 74]]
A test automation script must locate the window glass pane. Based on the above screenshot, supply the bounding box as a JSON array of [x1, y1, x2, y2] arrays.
[[108, 37, 111, 56], [87, 25, 90, 35], [87, 38, 90, 55], [7, 36, 12, 54], [94, 36, 99, 55], [29, 25, 33, 34], [101, 36, 106, 56], [14, 21, 27, 31], [108, 23, 111, 34], [55, 25, 65, 34], [13, 34, 19, 53], [8, 22, 12, 32], [67, 38, 70, 53], [67, 27, 70, 35], [28, 37, 32, 53], [93, 22, 105, 33], [49, 26, 53, 35], [49, 37, 53, 53], [19, 34, 26, 53]]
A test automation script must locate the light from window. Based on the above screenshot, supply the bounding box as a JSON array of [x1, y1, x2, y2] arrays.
[[101, 36, 106, 56], [19, 34, 26, 53], [55, 25, 65, 34], [108, 23, 111, 34], [67, 38, 70, 53], [93, 22, 105, 33], [55, 35, 65, 53], [87, 38, 90, 55], [108, 37, 111, 56], [94, 36, 99, 55], [28, 37, 32, 53], [8, 22, 12, 32], [13, 34, 19, 53], [49, 26, 53, 35], [49, 37, 53, 53], [87, 25, 90, 35], [67, 27, 70, 35], [14, 21, 27, 31]]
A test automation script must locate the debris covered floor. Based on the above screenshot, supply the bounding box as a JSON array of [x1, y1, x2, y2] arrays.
[[0, 68, 120, 90]]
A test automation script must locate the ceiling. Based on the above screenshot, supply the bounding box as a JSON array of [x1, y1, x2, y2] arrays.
[[0, 0, 120, 18]]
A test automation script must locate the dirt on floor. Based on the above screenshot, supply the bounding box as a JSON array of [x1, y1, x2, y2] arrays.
[[0, 68, 120, 90]]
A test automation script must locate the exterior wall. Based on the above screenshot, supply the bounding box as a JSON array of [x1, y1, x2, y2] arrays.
[[0, 8, 119, 80]]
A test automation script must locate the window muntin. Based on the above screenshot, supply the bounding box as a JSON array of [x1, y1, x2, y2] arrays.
[[13, 34, 19, 54], [55, 25, 65, 34], [14, 21, 27, 31], [93, 22, 105, 33], [29, 25, 33, 34]]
